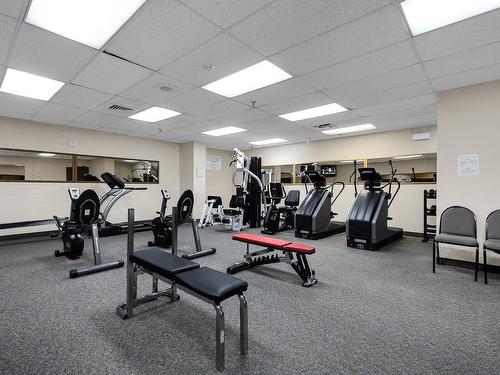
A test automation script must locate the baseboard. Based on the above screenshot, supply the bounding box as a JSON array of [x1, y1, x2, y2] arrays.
[[0, 230, 59, 245], [440, 257, 500, 275], [404, 231, 423, 237]]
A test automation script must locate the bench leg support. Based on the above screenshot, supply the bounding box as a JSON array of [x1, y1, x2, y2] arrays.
[[214, 304, 225, 372], [239, 294, 248, 356]]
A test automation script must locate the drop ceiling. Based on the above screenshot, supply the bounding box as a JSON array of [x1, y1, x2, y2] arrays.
[[1, 0, 500, 150]]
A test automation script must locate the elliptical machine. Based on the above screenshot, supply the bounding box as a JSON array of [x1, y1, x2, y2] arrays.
[[346, 160, 403, 250], [261, 183, 300, 235], [54, 188, 124, 278], [148, 189, 216, 260], [295, 170, 345, 239]]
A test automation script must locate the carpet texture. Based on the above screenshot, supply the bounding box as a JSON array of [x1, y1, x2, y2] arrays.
[[0, 226, 498, 375]]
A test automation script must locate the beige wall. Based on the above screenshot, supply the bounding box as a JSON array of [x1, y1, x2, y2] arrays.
[[206, 148, 235, 206], [179, 142, 206, 218], [246, 128, 437, 166], [437, 80, 500, 266], [0, 117, 180, 235]]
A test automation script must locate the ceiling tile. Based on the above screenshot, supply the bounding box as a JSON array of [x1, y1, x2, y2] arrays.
[[180, 0, 273, 28], [339, 81, 434, 109], [164, 88, 225, 113], [0, 110, 32, 121], [214, 108, 271, 126], [431, 63, 500, 92], [370, 113, 437, 130], [121, 72, 193, 107], [65, 121, 104, 130], [301, 41, 418, 90], [103, 118, 147, 131], [51, 84, 113, 110], [153, 114, 206, 131], [323, 64, 427, 100], [189, 99, 250, 119], [233, 78, 315, 107], [72, 111, 121, 127], [414, 7, 500, 61], [0, 0, 26, 18], [236, 116, 293, 132], [0, 92, 45, 115], [0, 14, 16, 65], [355, 94, 436, 117], [295, 110, 362, 128], [270, 5, 408, 75], [364, 104, 436, 122], [160, 32, 263, 86], [73, 53, 150, 95], [9, 24, 97, 81], [260, 91, 333, 115], [423, 41, 500, 79], [228, 0, 391, 55], [31, 115, 71, 126], [107, 0, 220, 70], [35, 102, 88, 121]]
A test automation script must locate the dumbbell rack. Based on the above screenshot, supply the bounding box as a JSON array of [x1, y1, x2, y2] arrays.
[[423, 189, 437, 242]]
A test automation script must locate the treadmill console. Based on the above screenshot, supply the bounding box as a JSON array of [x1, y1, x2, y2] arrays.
[[68, 188, 80, 200]]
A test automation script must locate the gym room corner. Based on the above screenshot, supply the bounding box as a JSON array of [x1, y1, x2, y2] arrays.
[[0, 1, 499, 374]]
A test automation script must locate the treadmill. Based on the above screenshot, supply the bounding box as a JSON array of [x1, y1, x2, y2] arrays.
[[98, 173, 151, 237], [346, 164, 403, 250], [295, 170, 345, 240]]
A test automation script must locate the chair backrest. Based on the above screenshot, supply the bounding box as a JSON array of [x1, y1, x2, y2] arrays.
[[439, 206, 477, 238], [229, 195, 244, 209], [285, 190, 300, 207], [207, 196, 222, 208], [486, 209, 500, 240], [73, 189, 100, 227]]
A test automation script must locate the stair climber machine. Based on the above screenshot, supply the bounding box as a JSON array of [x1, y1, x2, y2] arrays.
[[98, 172, 150, 237], [295, 169, 346, 240], [148, 188, 216, 260], [218, 148, 267, 231], [261, 182, 300, 235], [346, 161, 403, 250]]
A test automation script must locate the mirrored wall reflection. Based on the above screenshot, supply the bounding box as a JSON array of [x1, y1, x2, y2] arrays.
[[0, 149, 72, 182], [76, 156, 159, 183]]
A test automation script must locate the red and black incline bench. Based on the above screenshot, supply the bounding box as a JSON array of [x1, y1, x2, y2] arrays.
[[229, 232, 317, 287], [117, 208, 248, 372]]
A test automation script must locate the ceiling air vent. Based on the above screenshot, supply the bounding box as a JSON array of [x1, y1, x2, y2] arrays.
[[313, 123, 336, 129], [108, 104, 135, 111]]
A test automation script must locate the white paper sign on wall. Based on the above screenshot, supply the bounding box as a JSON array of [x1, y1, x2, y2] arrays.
[[457, 154, 480, 176], [206, 155, 222, 171]]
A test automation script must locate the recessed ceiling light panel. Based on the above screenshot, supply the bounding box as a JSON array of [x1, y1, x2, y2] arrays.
[[38, 153, 56, 157], [393, 154, 423, 159], [202, 126, 247, 136], [25, 0, 147, 49], [249, 138, 288, 146], [0, 68, 64, 101], [279, 103, 348, 121], [129, 106, 181, 122], [202, 60, 292, 98], [322, 124, 376, 135], [401, 0, 500, 36]]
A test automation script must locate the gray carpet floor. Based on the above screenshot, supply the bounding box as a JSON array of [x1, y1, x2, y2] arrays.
[[0, 226, 499, 375]]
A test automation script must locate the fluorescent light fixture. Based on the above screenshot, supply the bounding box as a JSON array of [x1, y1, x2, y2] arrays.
[[393, 154, 423, 160], [202, 126, 247, 137], [249, 138, 287, 146], [340, 159, 364, 164], [25, 0, 146, 49], [401, 0, 500, 36], [123, 159, 138, 163], [129, 106, 181, 122], [38, 153, 56, 157], [202, 60, 292, 98], [279, 103, 348, 121], [322, 124, 376, 135], [0, 68, 64, 101]]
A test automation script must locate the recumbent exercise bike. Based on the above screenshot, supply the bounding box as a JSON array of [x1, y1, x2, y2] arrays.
[[261, 182, 300, 235]]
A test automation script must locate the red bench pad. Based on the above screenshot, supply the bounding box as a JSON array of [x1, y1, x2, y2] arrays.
[[232, 233, 291, 249], [284, 243, 316, 254]]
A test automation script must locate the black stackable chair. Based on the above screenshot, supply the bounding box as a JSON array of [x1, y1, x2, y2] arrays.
[[433, 206, 479, 281], [483, 209, 500, 284]]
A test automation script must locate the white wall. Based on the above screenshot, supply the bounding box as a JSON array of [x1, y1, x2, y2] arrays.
[[179, 142, 206, 218], [0, 117, 180, 236], [437, 80, 500, 266], [206, 148, 234, 206], [246, 127, 437, 165]]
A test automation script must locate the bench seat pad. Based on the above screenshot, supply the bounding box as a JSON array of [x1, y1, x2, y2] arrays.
[[176, 267, 248, 304], [131, 248, 199, 279], [434, 233, 478, 247], [284, 243, 316, 254], [233, 232, 291, 249], [485, 239, 500, 252]]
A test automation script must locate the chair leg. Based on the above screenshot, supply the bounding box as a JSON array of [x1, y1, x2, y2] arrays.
[[436, 242, 441, 265], [239, 294, 248, 356], [474, 246, 479, 282], [432, 240, 436, 273], [484, 248, 488, 284]]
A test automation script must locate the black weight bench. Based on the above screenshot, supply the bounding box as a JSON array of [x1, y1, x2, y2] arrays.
[[117, 208, 248, 372]]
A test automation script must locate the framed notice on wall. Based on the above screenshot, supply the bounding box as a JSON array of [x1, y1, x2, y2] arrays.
[[457, 154, 480, 176], [206, 155, 222, 171]]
